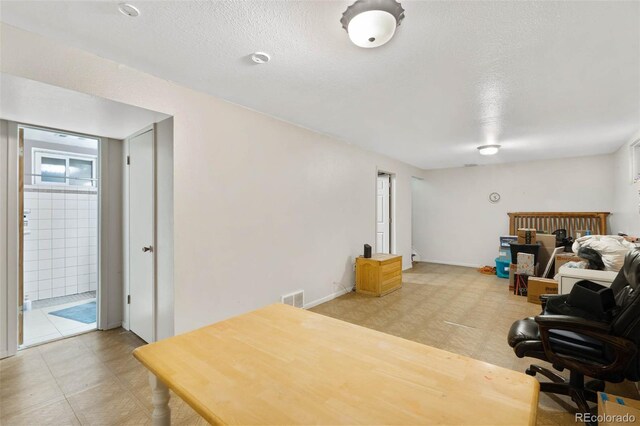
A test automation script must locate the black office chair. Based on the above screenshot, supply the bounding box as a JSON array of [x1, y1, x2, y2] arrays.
[[507, 250, 640, 415]]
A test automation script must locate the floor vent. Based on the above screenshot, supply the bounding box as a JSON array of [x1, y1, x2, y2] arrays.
[[281, 290, 304, 308]]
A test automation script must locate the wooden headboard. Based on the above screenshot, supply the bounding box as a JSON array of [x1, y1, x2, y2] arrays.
[[508, 212, 610, 236]]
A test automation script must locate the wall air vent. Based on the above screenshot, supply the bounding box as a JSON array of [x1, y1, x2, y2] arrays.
[[281, 290, 304, 308]]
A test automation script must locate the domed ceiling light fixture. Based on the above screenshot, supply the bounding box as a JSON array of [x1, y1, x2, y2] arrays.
[[340, 0, 405, 48], [477, 144, 501, 156]]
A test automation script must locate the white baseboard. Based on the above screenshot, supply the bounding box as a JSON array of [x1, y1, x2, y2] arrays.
[[418, 259, 482, 269], [304, 286, 354, 310], [105, 321, 123, 330]]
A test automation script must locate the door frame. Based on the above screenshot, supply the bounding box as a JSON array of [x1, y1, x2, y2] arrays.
[[3, 122, 106, 355], [375, 168, 396, 254], [123, 124, 157, 342], [1, 121, 19, 358]]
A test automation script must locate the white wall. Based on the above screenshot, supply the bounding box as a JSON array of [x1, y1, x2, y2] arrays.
[[22, 184, 99, 302], [0, 24, 421, 335], [611, 132, 640, 237], [155, 117, 174, 340], [413, 154, 615, 267]]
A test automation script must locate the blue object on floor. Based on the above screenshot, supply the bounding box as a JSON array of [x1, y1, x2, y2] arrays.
[[49, 301, 96, 324], [495, 257, 510, 279]]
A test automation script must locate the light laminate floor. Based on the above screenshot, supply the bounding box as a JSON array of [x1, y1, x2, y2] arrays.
[[1, 262, 638, 425], [311, 262, 640, 425]]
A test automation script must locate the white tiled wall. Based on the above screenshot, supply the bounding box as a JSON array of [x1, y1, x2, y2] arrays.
[[23, 185, 98, 301]]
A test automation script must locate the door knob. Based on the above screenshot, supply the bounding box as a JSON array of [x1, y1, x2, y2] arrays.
[[142, 246, 153, 253]]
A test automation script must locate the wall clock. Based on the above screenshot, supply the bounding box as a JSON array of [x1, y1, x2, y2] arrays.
[[489, 192, 501, 203]]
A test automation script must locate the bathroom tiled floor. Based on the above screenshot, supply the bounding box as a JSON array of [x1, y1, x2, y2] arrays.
[[23, 297, 96, 347]]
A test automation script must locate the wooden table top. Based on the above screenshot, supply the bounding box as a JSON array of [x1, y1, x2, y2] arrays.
[[133, 304, 538, 425]]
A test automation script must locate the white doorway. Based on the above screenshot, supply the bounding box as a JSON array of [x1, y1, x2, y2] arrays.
[[126, 127, 155, 343], [19, 125, 101, 347], [376, 172, 394, 254]]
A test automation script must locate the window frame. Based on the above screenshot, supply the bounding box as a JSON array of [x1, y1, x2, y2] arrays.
[[32, 148, 97, 187]]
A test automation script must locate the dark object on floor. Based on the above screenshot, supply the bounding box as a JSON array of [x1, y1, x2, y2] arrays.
[[49, 301, 96, 324], [507, 250, 640, 419], [553, 228, 574, 249], [577, 247, 605, 270], [364, 244, 372, 258]]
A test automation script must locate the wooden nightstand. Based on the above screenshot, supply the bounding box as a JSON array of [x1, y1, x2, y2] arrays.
[[356, 254, 402, 296]]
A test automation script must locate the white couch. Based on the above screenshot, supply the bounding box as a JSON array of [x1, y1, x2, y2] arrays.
[[555, 266, 618, 295]]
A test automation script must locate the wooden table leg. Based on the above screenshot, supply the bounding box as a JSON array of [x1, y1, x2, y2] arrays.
[[149, 373, 171, 425]]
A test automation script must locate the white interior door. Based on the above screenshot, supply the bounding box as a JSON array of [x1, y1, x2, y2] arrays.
[[128, 129, 154, 343], [376, 174, 390, 254]]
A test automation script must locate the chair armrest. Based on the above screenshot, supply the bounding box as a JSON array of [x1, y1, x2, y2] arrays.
[[535, 315, 611, 332], [534, 315, 636, 378], [539, 294, 568, 311], [538, 294, 557, 310]]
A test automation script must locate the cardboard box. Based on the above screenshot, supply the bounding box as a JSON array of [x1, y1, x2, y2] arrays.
[[527, 277, 558, 304], [510, 263, 541, 293], [517, 228, 537, 244], [536, 234, 557, 277], [596, 392, 640, 426], [509, 263, 517, 292], [555, 253, 584, 275], [516, 252, 535, 275]]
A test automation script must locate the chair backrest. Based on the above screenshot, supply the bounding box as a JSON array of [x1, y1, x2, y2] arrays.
[[610, 250, 640, 380]]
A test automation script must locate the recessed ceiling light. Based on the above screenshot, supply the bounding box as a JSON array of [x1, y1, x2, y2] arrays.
[[477, 144, 501, 156], [251, 52, 271, 64], [341, 0, 405, 48], [118, 3, 140, 18]]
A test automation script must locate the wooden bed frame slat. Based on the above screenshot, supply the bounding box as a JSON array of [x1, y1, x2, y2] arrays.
[[508, 212, 610, 236]]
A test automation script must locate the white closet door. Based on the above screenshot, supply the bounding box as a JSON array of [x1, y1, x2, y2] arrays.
[[128, 129, 154, 343], [376, 175, 390, 254]]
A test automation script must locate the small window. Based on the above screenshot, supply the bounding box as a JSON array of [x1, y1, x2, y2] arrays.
[[33, 150, 97, 187]]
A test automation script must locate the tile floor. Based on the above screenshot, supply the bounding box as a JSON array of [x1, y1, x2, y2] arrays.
[[0, 328, 207, 426], [23, 296, 97, 347], [1, 262, 638, 425]]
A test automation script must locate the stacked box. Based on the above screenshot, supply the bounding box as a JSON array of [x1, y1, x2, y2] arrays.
[[527, 278, 558, 304], [517, 228, 537, 244], [516, 253, 535, 275]]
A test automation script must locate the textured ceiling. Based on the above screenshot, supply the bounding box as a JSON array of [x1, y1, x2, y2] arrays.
[[0, 73, 169, 139], [0, 1, 638, 169]]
